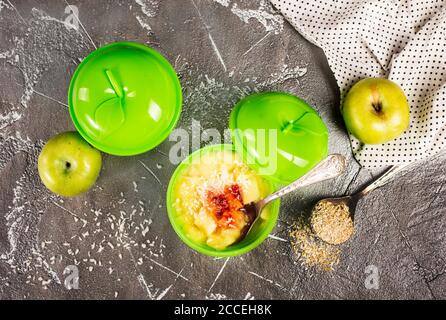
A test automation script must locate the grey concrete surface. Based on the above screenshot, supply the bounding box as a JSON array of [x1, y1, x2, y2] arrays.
[[0, 0, 445, 299]]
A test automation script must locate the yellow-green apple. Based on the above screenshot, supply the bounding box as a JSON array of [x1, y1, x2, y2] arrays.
[[38, 131, 102, 196], [342, 78, 410, 144]]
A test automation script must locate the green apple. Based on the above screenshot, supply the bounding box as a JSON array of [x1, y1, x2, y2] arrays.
[[342, 78, 410, 144], [38, 131, 102, 197]]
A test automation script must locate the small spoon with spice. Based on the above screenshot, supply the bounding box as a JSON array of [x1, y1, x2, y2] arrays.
[[310, 164, 411, 245], [242, 154, 347, 237]]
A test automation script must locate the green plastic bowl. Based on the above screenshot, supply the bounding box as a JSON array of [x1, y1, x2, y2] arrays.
[[166, 144, 280, 257], [68, 41, 182, 156]]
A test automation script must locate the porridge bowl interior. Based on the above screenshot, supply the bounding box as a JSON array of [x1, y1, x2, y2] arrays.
[[166, 144, 280, 257]]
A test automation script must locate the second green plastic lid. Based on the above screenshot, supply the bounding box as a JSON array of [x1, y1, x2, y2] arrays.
[[229, 92, 328, 185]]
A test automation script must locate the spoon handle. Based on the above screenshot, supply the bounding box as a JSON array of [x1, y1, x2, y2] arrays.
[[359, 163, 411, 196], [258, 154, 346, 208]]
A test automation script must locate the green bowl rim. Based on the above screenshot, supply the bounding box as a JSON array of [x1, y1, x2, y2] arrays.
[[68, 41, 183, 156], [166, 144, 280, 257]]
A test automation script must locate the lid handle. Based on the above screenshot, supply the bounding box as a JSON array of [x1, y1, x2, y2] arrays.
[[93, 69, 125, 137], [281, 112, 326, 136], [105, 69, 124, 98]]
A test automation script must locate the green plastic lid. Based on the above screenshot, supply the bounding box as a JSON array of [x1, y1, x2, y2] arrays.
[[68, 42, 182, 156], [229, 92, 328, 185]]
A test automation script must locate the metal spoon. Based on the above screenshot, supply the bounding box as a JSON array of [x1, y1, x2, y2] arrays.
[[241, 154, 347, 237], [310, 163, 410, 244]]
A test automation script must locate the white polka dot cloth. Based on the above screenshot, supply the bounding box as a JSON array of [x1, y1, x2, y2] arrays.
[[270, 0, 446, 168]]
